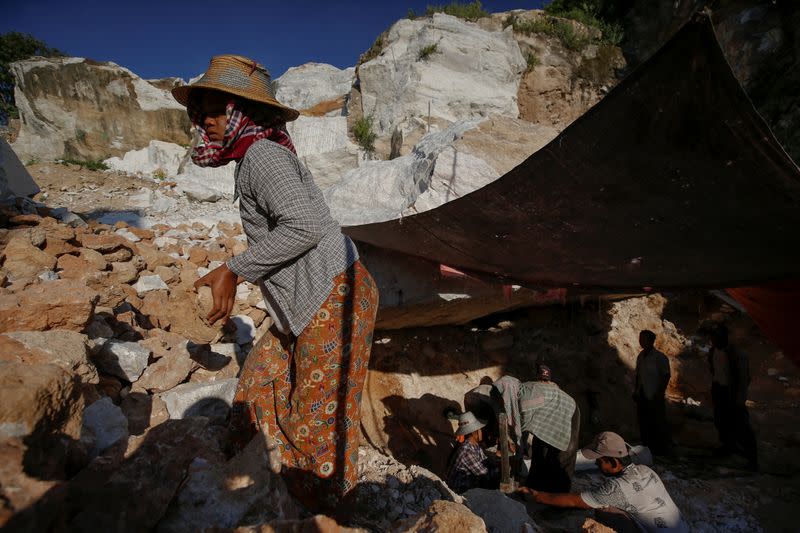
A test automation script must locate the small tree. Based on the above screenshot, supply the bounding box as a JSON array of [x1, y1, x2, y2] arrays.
[[0, 32, 63, 123], [352, 115, 377, 156]]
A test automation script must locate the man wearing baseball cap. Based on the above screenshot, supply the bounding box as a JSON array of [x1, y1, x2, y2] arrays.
[[517, 432, 689, 532]]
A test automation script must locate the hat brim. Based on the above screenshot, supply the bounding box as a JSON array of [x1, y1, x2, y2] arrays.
[[455, 418, 487, 437], [580, 446, 604, 460], [171, 83, 300, 123]]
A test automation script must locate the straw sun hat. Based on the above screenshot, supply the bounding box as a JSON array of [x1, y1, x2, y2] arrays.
[[171, 54, 300, 122]]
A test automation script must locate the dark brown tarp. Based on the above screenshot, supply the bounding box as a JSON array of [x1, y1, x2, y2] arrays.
[[344, 15, 800, 291]]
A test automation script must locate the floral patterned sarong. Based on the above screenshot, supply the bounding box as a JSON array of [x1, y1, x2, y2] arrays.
[[229, 260, 378, 511]]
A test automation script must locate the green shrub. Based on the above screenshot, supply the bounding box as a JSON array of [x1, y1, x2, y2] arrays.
[[59, 158, 109, 171], [0, 32, 63, 122], [601, 22, 624, 45], [425, 0, 488, 21], [551, 20, 587, 51], [573, 42, 620, 83], [152, 168, 167, 180], [507, 15, 588, 51], [506, 13, 589, 51], [418, 43, 439, 61], [543, 0, 625, 45], [360, 34, 386, 65], [525, 52, 540, 72], [408, 8, 417, 19], [352, 115, 377, 155]]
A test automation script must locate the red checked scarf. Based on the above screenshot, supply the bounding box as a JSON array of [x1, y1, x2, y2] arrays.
[[190, 100, 296, 168]]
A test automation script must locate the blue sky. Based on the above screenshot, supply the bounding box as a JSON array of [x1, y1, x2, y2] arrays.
[[3, 0, 546, 81]]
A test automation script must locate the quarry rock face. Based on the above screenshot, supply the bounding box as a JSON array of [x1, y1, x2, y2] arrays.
[[287, 116, 362, 188], [274, 62, 355, 113], [104, 140, 187, 178], [445, 114, 559, 177], [11, 57, 191, 162], [325, 120, 482, 225], [174, 160, 237, 199], [607, 294, 689, 370], [485, 10, 625, 129], [325, 115, 558, 225], [358, 13, 526, 136]]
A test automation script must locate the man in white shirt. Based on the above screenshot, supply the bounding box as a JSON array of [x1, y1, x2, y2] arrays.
[[517, 432, 689, 533]]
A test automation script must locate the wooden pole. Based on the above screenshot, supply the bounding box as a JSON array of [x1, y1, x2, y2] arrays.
[[427, 100, 431, 132], [498, 412, 513, 492]]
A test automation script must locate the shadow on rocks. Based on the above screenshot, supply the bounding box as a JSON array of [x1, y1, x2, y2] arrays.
[[81, 208, 146, 228], [381, 393, 461, 478], [3, 397, 235, 532], [187, 341, 233, 372], [343, 473, 458, 531]]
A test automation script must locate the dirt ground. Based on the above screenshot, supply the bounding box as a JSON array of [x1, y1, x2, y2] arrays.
[[30, 161, 156, 200], [25, 162, 238, 228]]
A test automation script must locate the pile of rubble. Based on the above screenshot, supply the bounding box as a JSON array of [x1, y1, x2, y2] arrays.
[[0, 200, 497, 531], [349, 446, 461, 530], [0, 199, 262, 525]]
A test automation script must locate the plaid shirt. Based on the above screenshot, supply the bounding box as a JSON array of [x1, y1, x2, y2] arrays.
[[227, 140, 358, 335], [519, 382, 576, 452], [446, 441, 497, 494]]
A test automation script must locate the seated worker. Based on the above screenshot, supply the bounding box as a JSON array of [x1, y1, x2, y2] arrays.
[[493, 375, 580, 493], [517, 432, 689, 533], [446, 411, 500, 494]]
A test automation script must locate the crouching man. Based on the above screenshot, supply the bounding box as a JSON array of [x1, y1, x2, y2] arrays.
[[446, 412, 500, 494], [517, 432, 689, 533]]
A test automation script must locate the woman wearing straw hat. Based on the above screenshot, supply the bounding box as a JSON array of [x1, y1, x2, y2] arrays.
[[171, 55, 378, 511]]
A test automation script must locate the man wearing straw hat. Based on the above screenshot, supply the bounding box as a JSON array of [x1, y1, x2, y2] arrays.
[[171, 54, 378, 512], [446, 411, 500, 493], [517, 432, 689, 533]]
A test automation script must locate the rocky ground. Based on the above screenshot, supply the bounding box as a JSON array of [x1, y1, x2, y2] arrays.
[[1, 165, 797, 531], [28, 162, 240, 229]]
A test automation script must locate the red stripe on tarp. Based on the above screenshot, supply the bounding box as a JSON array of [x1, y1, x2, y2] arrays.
[[727, 281, 800, 367]]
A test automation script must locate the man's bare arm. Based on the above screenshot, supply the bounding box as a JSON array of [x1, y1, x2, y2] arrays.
[[517, 487, 591, 509]]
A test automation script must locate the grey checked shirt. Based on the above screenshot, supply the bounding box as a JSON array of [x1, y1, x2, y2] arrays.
[[227, 140, 358, 336]]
